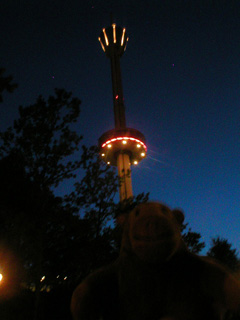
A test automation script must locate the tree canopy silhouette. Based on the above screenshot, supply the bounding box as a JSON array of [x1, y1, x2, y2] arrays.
[[0, 88, 82, 189], [0, 88, 84, 320], [182, 223, 206, 254], [207, 237, 240, 273]]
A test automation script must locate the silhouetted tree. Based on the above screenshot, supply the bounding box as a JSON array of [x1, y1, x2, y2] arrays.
[[0, 88, 83, 320], [207, 237, 240, 272], [0, 88, 82, 189], [182, 223, 206, 254]]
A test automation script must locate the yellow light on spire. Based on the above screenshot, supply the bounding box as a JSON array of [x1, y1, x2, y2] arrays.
[[98, 37, 106, 52], [121, 28, 126, 46], [112, 24, 116, 43], [102, 28, 109, 46], [124, 37, 129, 51]]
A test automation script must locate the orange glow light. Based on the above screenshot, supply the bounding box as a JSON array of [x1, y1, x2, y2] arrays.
[[112, 24, 116, 43], [121, 28, 126, 46], [98, 37, 106, 52], [102, 28, 109, 46]]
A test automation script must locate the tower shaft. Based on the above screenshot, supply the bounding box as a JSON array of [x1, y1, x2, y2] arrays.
[[110, 52, 126, 129], [110, 50, 131, 199]]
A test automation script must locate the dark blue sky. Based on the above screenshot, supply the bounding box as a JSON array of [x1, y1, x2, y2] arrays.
[[1, 0, 239, 254]]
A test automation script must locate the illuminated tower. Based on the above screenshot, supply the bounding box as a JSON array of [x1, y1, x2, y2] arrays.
[[98, 23, 147, 201]]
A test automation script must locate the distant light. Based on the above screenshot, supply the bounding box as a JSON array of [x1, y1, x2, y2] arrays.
[[56, 275, 60, 279], [64, 276, 67, 280], [107, 161, 110, 165], [102, 28, 109, 46], [133, 161, 138, 165], [115, 95, 119, 99], [121, 28, 126, 46], [101, 153, 105, 157], [122, 140, 127, 144], [141, 152, 145, 157], [40, 276, 45, 282], [112, 24, 116, 43], [107, 144, 112, 148], [98, 37, 106, 52]]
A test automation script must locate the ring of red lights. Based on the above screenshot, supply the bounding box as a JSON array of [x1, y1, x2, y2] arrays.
[[99, 128, 147, 166], [102, 136, 147, 150]]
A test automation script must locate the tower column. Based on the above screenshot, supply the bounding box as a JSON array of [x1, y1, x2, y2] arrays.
[[117, 153, 133, 201], [110, 52, 126, 129]]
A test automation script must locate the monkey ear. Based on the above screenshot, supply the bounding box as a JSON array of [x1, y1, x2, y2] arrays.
[[172, 209, 185, 225]]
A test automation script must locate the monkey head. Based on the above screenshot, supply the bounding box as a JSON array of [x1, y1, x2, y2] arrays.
[[119, 202, 185, 263]]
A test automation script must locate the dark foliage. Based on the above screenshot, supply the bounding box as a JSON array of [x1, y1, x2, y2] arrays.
[[182, 223, 206, 254], [207, 237, 240, 273], [0, 68, 17, 103], [0, 88, 82, 188]]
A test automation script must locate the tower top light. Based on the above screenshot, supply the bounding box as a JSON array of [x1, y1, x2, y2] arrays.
[[98, 24, 129, 58]]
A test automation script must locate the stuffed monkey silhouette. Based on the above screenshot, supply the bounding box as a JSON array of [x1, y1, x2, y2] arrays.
[[71, 202, 240, 320]]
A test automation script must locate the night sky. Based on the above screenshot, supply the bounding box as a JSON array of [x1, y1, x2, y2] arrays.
[[0, 0, 239, 254]]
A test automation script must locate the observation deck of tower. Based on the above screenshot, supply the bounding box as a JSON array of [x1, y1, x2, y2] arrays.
[[98, 23, 147, 201]]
